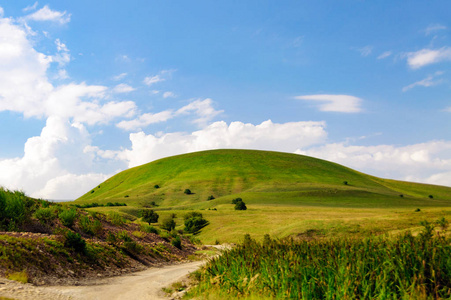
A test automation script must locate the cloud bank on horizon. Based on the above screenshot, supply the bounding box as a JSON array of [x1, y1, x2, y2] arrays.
[[0, 2, 450, 199]]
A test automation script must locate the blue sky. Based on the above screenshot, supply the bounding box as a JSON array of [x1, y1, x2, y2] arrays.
[[0, 1, 450, 199]]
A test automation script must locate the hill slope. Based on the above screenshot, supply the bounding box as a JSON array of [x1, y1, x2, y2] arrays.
[[76, 149, 451, 208]]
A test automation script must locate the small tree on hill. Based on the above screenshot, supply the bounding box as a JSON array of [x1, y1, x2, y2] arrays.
[[184, 189, 192, 195], [142, 209, 159, 224], [161, 216, 176, 231], [184, 212, 209, 234], [232, 198, 242, 204], [235, 200, 247, 211]]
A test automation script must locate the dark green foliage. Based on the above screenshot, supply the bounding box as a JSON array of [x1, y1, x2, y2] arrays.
[[90, 190, 94, 194], [161, 217, 176, 231], [234, 200, 247, 210], [171, 235, 182, 249], [34, 207, 56, 224], [79, 215, 102, 236], [231, 198, 242, 204], [141, 224, 159, 234], [429, 195, 434, 199], [58, 208, 77, 227], [154, 184, 160, 189], [0, 189, 29, 230], [75, 202, 126, 208], [184, 212, 209, 234], [343, 181, 348, 185], [142, 209, 159, 224], [399, 194, 404, 197], [109, 212, 125, 226], [184, 189, 192, 195], [64, 231, 86, 253], [207, 195, 215, 200], [415, 208, 421, 212], [192, 232, 451, 299]]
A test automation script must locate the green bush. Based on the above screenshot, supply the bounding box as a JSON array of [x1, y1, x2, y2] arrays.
[[184, 212, 209, 234], [142, 209, 159, 224], [161, 217, 176, 231], [234, 200, 247, 210], [80, 215, 102, 236], [171, 236, 182, 249], [64, 231, 86, 253], [59, 208, 77, 227], [184, 189, 192, 195], [207, 195, 215, 200], [109, 212, 125, 226], [231, 198, 242, 204], [34, 207, 56, 224], [141, 224, 159, 235]]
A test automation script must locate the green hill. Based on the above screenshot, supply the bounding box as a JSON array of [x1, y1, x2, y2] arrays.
[[77, 149, 451, 208], [74, 149, 451, 243]]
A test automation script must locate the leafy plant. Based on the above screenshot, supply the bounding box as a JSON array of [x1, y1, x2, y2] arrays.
[[64, 231, 86, 253], [59, 208, 77, 227], [34, 207, 56, 224], [184, 189, 192, 195], [171, 235, 182, 249], [142, 209, 159, 224], [184, 212, 209, 234], [161, 216, 176, 231], [234, 200, 247, 210]]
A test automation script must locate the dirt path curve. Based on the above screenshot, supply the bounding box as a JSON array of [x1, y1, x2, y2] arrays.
[[48, 261, 204, 300], [0, 261, 204, 300]]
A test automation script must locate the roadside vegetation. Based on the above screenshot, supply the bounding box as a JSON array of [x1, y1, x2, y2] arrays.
[[188, 221, 451, 299], [0, 188, 199, 285]]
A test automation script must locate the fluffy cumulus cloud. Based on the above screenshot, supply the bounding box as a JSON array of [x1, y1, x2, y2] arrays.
[[117, 120, 327, 167], [112, 83, 135, 94], [296, 141, 451, 186], [295, 94, 363, 113], [0, 117, 112, 199], [406, 47, 451, 69]]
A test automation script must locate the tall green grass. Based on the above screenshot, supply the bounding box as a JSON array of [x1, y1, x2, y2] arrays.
[[190, 229, 451, 299]]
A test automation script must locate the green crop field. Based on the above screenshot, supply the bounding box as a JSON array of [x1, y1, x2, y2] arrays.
[[73, 149, 451, 243]]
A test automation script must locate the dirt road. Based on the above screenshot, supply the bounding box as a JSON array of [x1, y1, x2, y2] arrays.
[[0, 261, 204, 300]]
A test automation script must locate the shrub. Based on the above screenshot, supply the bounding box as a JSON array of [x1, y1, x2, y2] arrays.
[[109, 212, 125, 226], [231, 198, 242, 204], [429, 195, 434, 199], [207, 195, 215, 200], [184, 212, 209, 234], [64, 231, 86, 253], [142, 209, 159, 224], [415, 208, 421, 212], [235, 200, 247, 211], [171, 235, 182, 249], [154, 184, 160, 189], [141, 223, 159, 234], [161, 216, 176, 231], [79, 215, 102, 236], [34, 207, 56, 224], [343, 181, 348, 185], [184, 189, 192, 195], [59, 208, 77, 227]]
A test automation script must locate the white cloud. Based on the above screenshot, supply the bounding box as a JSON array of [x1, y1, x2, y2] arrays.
[[406, 47, 451, 69], [357, 46, 373, 57], [112, 83, 135, 94], [143, 74, 164, 86], [423, 24, 447, 36], [23, 2, 39, 12], [24, 5, 71, 24], [112, 72, 127, 81], [175, 98, 223, 125], [118, 120, 327, 167], [295, 94, 363, 113], [402, 71, 444, 92], [377, 51, 392, 59], [52, 39, 70, 67], [296, 140, 451, 187], [163, 91, 175, 98], [0, 7, 4, 18], [0, 117, 116, 199], [116, 110, 173, 131]]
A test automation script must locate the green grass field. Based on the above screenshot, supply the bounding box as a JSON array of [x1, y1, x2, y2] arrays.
[[73, 149, 451, 243]]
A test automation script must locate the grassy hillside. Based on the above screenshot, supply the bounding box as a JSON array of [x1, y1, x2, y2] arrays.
[[75, 149, 451, 243], [77, 149, 451, 208]]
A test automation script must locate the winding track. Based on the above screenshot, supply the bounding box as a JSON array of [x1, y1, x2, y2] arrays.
[[0, 261, 204, 300]]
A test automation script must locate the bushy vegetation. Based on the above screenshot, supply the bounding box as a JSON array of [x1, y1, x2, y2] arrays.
[[232, 198, 247, 210], [142, 209, 159, 224], [58, 208, 77, 227], [79, 215, 102, 235], [0, 188, 34, 231], [171, 235, 182, 249], [190, 225, 451, 299], [74, 202, 126, 209], [64, 231, 87, 253], [184, 189, 193, 195], [184, 212, 209, 234], [161, 216, 176, 232]]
